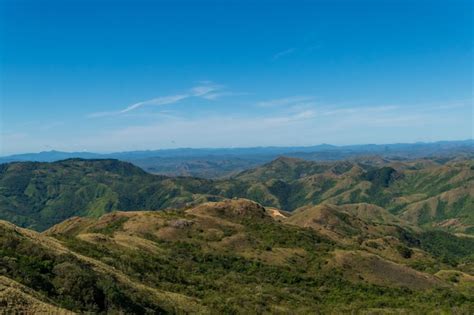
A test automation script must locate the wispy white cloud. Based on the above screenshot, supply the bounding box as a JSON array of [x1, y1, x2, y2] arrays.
[[120, 94, 189, 114], [264, 110, 317, 124], [88, 83, 224, 118], [6, 98, 472, 154], [200, 91, 250, 101], [190, 85, 221, 97], [258, 103, 398, 125], [76, 105, 440, 151], [87, 111, 122, 118], [256, 96, 313, 107], [272, 48, 296, 61], [201, 93, 224, 100], [435, 100, 471, 110], [321, 105, 399, 116]]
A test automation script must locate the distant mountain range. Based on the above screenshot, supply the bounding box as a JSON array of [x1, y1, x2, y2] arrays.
[[1, 140, 472, 178]]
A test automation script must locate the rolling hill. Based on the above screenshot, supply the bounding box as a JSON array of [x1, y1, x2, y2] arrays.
[[0, 159, 218, 230], [0, 156, 472, 235], [0, 154, 473, 313], [220, 157, 474, 234], [1, 199, 473, 313]]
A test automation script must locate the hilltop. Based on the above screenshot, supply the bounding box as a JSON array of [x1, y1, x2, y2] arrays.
[[227, 156, 474, 234], [0, 154, 473, 312], [0, 159, 216, 230], [1, 199, 473, 313], [0, 156, 472, 235]]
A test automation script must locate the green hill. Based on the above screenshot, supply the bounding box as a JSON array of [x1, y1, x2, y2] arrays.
[[0, 157, 472, 234], [0, 159, 219, 230], [217, 157, 474, 233], [1, 199, 473, 313]]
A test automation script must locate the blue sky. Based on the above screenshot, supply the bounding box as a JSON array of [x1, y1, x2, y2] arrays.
[[0, 0, 472, 155]]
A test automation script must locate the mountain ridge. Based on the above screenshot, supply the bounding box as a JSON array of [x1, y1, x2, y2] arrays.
[[1, 199, 473, 313], [1, 140, 472, 179], [0, 156, 472, 234]]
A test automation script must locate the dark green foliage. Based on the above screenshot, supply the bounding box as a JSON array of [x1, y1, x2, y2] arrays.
[[396, 244, 413, 258], [0, 156, 473, 313], [465, 226, 474, 234], [51, 262, 106, 311], [396, 228, 420, 247], [1, 157, 472, 234], [362, 167, 398, 187], [0, 228, 159, 313], [47, 221, 474, 314], [243, 218, 332, 252], [418, 230, 474, 266], [0, 159, 214, 230]]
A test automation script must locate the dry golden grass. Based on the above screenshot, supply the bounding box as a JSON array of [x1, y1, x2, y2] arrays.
[[186, 198, 270, 220], [361, 236, 432, 264], [0, 276, 74, 314], [328, 250, 443, 290], [265, 207, 288, 220], [287, 203, 405, 245], [435, 270, 474, 287], [392, 193, 427, 205], [113, 232, 164, 253]]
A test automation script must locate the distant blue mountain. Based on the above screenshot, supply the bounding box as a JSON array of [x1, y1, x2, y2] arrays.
[[1, 140, 472, 164]]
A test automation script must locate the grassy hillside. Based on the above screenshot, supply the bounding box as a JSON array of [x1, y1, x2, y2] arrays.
[[0, 159, 221, 230], [0, 156, 472, 235], [218, 157, 474, 233], [1, 199, 473, 313]]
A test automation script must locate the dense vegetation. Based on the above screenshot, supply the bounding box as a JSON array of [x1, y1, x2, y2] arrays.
[[1, 198, 473, 313], [418, 230, 474, 266], [0, 155, 472, 312], [0, 224, 164, 313], [0, 159, 215, 230], [0, 156, 472, 234]]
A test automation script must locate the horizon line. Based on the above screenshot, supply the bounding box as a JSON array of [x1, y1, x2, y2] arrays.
[[1, 138, 472, 158]]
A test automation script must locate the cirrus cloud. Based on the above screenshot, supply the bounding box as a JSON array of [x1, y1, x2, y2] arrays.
[[88, 83, 224, 118]]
